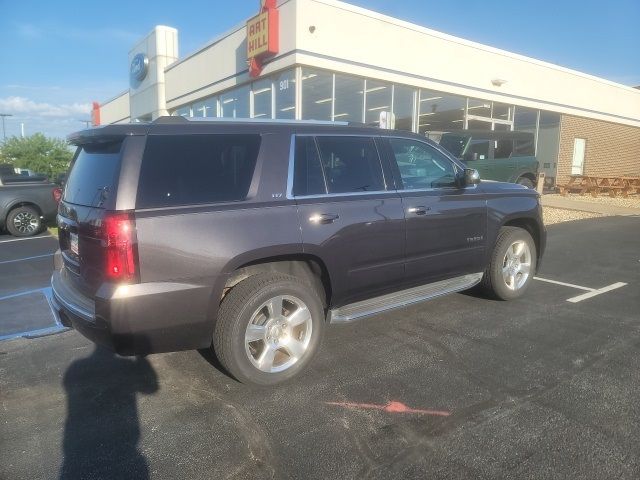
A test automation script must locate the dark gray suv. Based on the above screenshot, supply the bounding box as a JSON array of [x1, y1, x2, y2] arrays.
[[51, 117, 546, 385]]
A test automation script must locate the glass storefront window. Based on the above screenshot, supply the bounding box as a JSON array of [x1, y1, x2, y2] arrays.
[[467, 119, 492, 131], [173, 105, 191, 117], [301, 68, 332, 121], [275, 70, 296, 119], [392, 85, 415, 131], [514, 107, 538, 133], [252, 78, 272, 119], [192, 97, 216, 117], [467, 98, 492, 118], [418, 89, 465, 134], [220, 85, 250, 118], [334, 74, 364, 122], [538, 111, 561, 180], [364, 80, 391, 125], [492, 102, 512, 121]]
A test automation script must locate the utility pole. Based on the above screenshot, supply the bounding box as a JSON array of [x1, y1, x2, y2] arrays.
[[0, 113, 12, 142]]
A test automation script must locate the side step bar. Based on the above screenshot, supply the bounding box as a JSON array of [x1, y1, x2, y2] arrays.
[[329, 273, 483, 323]]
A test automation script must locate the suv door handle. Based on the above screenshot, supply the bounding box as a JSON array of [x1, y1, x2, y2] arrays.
[[309, 213, 340, 224], [408, 206, 430, 215]]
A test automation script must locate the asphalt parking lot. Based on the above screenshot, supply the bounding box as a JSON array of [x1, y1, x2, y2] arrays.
[[1, 216, 639, 479]]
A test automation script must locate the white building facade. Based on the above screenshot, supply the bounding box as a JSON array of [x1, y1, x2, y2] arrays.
[[97, 0, 640, 184]]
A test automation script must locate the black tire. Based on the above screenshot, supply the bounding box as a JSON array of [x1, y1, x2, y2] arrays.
[[516, 176, 535, 189], [213, 272, 325, 386], [6, 206, 43, 237], [479, 226, 536, 300]]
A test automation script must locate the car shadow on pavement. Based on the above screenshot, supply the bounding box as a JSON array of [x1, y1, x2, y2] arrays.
[[198, 346, 233, 379], [59, 345, 158, 480]]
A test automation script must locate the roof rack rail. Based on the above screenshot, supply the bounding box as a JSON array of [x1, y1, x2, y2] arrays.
[[152, 116, 351, 126]]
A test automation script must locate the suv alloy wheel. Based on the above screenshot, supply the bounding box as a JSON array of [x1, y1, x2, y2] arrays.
[[480, 226, 537, 300], [213, 273, 325, 385]]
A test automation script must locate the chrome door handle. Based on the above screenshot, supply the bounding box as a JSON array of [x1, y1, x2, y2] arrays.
[[408, 206, 430, 215], [309, 213, 340, 224]]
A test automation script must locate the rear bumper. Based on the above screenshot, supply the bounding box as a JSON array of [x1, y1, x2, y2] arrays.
[[50, 268, 215, 355]]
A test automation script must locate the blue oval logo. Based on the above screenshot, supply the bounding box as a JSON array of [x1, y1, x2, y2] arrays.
[[130, 53, 149, 83]]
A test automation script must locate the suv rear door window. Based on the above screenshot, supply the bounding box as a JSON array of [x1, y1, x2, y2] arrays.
[[388, 138, 457, 189], [136, 134, 260, 208], [315, 136, 385, 194], [293, 136, 326, 196], [64, 141, 123, 207]]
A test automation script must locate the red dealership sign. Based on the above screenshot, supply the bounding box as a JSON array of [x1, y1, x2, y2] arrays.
[[247, 0, 279, 77]]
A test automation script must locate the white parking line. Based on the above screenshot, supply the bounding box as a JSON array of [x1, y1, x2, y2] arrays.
[[566, 282, 628, 303], [533, 277, 594, 292], [534, 276, 628, 303], [0, 253, 54, 265], [0, 287, 50, 302], [0, 235, 53, 244]]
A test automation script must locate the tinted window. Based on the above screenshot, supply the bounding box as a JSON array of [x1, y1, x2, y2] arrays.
[[514, 139, 535, 156], [466, 139, 490, 161], [439, 134, 469, 158], [389, 138, 457, 189], [494, 139, 513, 159], [64, 141, 122, 207], [137, 134, 260, 208], [315, 137, 385, 193], [293, 137, 326, 196]]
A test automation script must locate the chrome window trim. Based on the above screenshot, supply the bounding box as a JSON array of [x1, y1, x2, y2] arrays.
[[293, 190, 394, 200], [286, 133, 476, 200]]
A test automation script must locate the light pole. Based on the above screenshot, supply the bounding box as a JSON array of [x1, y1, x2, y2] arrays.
[[77, 119, 91, 128], [0, 113, 12, 142]]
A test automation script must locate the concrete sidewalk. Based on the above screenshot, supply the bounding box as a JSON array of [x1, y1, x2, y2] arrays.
[[542, 195, 640, 216]]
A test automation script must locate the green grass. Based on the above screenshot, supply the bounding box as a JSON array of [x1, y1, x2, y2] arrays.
[[47, 227, 58, 238]]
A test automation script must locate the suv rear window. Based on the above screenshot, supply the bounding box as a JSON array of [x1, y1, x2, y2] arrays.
[[136, 134, 260, 208], [64, 141, 123, 207]]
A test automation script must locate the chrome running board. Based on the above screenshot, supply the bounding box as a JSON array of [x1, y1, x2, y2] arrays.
[[329, 273, 483, 323]]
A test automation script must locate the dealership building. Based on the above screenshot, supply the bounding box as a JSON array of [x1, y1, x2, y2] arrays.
[[96, 0, 640, 185]]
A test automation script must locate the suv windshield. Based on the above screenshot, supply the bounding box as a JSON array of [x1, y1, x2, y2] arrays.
[[64, 141, 123, 207], [439, 134, 470, 158]]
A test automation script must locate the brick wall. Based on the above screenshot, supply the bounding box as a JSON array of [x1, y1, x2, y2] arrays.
[[557, 115, 640, 184]]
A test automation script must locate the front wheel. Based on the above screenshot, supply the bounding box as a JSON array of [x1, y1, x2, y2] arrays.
[[516, 176, 536, 189], [479, 226, 536, 300], [213, 272, 325, 385]]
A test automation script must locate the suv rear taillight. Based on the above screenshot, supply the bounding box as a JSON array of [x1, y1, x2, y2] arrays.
[[103, 212, 138, 282], [52, 187, 62, 203]]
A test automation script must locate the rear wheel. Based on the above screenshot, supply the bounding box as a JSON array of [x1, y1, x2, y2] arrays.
[[480, 226, 536, 300], [516, 176, 535, 189], [6, 206, 42, 237], [213, 272, 325, 385]]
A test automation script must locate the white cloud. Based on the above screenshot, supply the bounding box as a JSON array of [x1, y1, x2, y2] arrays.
[[15, 22, 139, 44], [0, 96, 91, 118], [0, 96, 93, 139]]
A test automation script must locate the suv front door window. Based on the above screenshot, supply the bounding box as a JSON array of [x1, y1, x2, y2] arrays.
[[386, 137, 487, 284]]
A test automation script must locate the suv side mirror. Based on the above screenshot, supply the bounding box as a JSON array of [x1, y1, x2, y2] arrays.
[[463, 152, 479, 162], [463, 168, 480, 186]]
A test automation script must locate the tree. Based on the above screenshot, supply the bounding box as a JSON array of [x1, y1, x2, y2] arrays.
[[0, 133, 73, 179]]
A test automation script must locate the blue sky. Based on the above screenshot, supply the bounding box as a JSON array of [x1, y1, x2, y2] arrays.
[[0, 0, 638, 139]]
